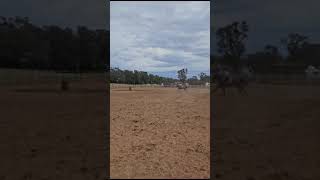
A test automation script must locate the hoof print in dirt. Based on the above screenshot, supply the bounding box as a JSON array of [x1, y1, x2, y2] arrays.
[[186, 148, 194, 153], [195, 143, 206, 153], [145, 143, 156, 151]]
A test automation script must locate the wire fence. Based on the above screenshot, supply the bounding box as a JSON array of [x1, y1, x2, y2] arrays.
[[110, 83, 210, 89], [253, 73, 320, 85], [0, 69, 106, 87], [111, 83, 162, 89]]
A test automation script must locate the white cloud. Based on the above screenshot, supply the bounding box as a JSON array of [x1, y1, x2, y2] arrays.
[[111, 1, 210, 77]]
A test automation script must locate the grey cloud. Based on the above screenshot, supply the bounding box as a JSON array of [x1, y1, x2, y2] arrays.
[[0, 0, 108, 29], [212, 0, 320, 53], [111, 1, 210, 76]]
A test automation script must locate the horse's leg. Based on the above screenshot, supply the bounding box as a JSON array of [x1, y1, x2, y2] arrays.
[[238, 85, 248, 96], [212, 85, 220, 93], [239, 87, 244, 95], [236, 84, 242, 95], [212, 87, 217, 93], [242, 86, 248, 96], [222, 87, 226, 96]]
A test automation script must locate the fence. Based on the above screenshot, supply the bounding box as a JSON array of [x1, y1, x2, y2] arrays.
[[110, 83, 162, 89], [253, 73, 320, 85], [0, 68, 106, 87], [110, 83, 210, 89], [189, 84, 210, 89]]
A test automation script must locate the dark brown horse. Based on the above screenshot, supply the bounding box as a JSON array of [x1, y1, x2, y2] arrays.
[[212, 67, 249, 96]]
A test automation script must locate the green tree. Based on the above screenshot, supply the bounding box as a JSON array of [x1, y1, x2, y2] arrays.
[[177, 68, 188, 83], [281, 33, 309, 61], [216, 21, 249, 68], [187, 76, 199, 85], [199, 72, 210, 83]]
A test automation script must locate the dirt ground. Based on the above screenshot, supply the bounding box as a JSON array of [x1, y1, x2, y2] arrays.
[[110, 87, 210, 179], [0, 80, 107, 180], [213, 83, 320, 180], [2, 79, 319, 180]]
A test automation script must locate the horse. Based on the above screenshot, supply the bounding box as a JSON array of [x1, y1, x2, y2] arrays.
[[212, 66, 250, 96], [177, 82, 188, 90]]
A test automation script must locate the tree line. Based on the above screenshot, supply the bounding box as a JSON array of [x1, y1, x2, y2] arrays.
[[0, 16, 108, 72], [110, 67, 176, 84], [4, 16, 315, 78], [214, 21, 320, 73], [0, 16, 211, 85], [111, 67, 210, 85]]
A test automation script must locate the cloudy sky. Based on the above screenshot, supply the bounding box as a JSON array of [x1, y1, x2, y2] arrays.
[[212, 0, 320, 55], [2, 0, 319, 68], [111, 1, 210, 78], [0, 0, 108, 29]]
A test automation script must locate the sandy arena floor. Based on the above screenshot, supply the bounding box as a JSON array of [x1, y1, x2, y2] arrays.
[[2, 81, 319, 180], [212, 84, 320, 180], [0, 81, 107, 180], [110, 87, 210, 179]]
